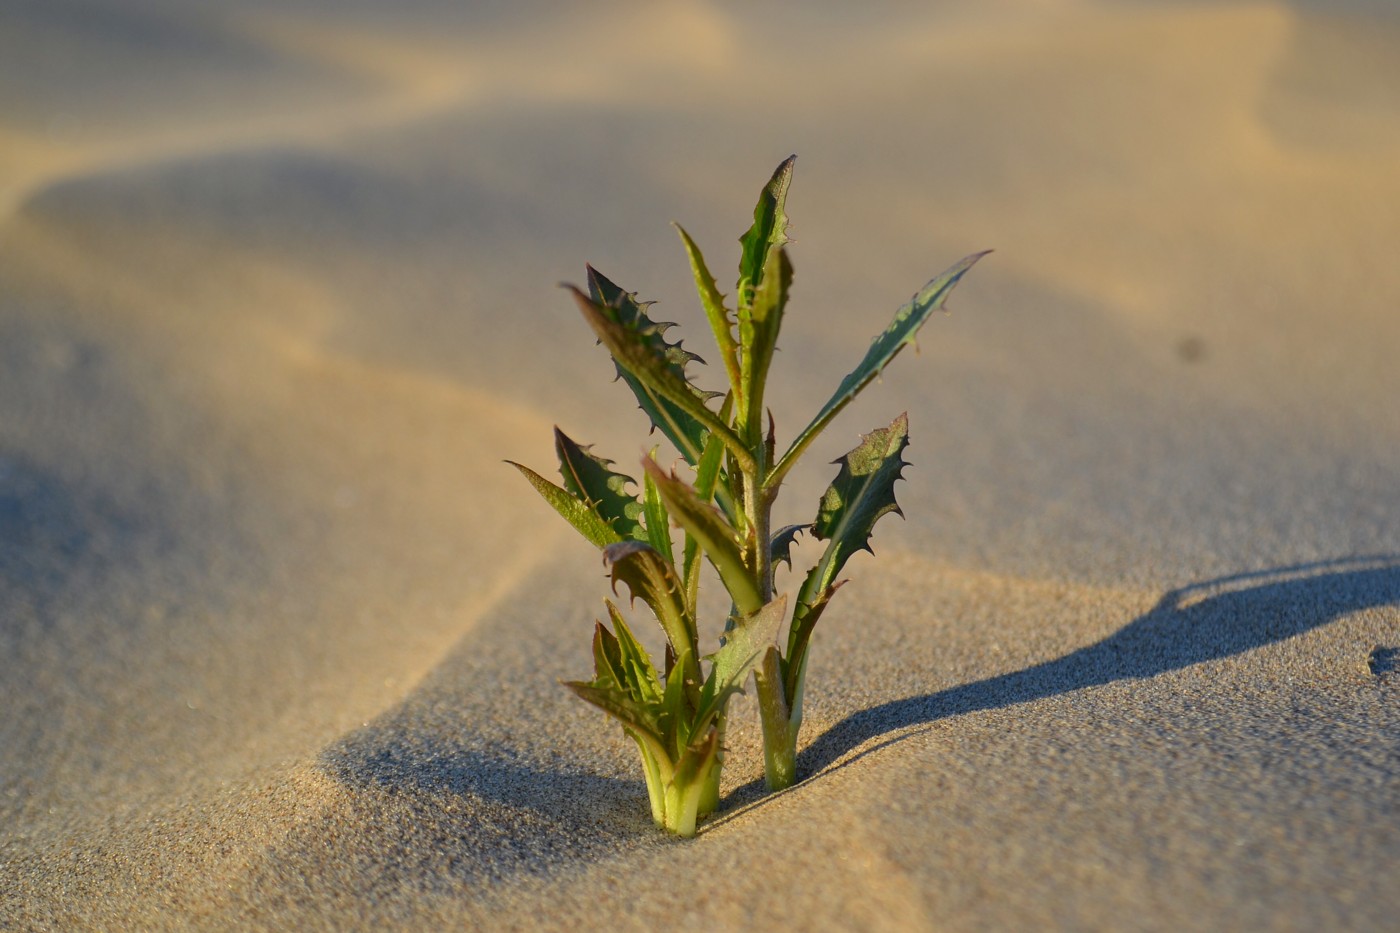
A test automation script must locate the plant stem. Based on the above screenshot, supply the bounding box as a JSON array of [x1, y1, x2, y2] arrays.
[[754, 647, 797, 790]]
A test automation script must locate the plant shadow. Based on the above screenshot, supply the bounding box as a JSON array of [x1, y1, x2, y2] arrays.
[[738, 556, 1400, 800]]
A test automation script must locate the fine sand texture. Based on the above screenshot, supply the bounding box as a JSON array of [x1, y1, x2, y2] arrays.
[[2, 1, 1398, 929]]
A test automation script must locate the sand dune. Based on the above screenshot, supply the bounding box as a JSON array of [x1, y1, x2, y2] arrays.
[[2, 1, 1396, 929]]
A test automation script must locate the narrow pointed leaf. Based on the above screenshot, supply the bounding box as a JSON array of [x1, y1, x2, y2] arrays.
[[554, 428, 644, 541], [737, 155, 796, 311], [676, 224, 741, 396], [508, 461, 620, 548], [769, 251, 987, 489], [662, 645, 692, 756], [641, 457, 763, 617], [572, 285, 752, 472]]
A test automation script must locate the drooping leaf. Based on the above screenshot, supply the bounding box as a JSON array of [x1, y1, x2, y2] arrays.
[[768, 251, 988, 489], [572, 283, 752, 472], [554, 428, 644, 541], [602, 540, 698, 684], [737, 155, 796, 312], [676, 225, 741, 397], [640, 457, 763, 617], [583, 268, 712, 466], [507, 460, 621, 548]]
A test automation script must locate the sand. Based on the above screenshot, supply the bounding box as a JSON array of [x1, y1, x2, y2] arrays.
[[2, 0, 1397, 929]]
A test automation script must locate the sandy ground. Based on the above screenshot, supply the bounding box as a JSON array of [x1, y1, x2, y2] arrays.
[[1, 0, 1397, 929]]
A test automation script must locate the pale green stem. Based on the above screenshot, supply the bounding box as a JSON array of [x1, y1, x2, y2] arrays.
[[754, 648, 797, 790]]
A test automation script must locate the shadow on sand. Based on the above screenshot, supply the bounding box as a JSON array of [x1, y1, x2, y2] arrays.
[[728, 556, 1400, 805]]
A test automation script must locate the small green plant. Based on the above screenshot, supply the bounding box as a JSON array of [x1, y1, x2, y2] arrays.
[[510, 156, 984, 835]]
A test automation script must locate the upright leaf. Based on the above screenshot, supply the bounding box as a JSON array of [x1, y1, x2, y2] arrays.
[[737, 247, 793, 445], [737, 155, 796, 311], [768, 251, 988, 489], [554, 428, 644, 541], [641, 452, 675, 564], [676, 225, 741, 397], [607, 600, 663, 705]]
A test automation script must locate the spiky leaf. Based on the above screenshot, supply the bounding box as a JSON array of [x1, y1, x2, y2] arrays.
[[770, 524, 809, 570], [583, 268, 711, 465], [769, 251, 987, 488], [572, 284, 751, 471], [507, 461, 620, 548], [641, 457, 763, 617], [787, 414, 910, 689], [554, 428, 644, 541]]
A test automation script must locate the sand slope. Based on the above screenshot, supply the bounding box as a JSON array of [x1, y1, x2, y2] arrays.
[[2, 1, 1397, 929]]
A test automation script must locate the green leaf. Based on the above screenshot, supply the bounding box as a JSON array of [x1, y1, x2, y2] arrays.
[[641, 452, 675, 564], [607, 600, 662, 705], [770, 523, 809, 570], [572, 284, 753, 473], [684, 412, 733, 619], [737, 247, 792, 446], [583, 268, 712, 466], [554, 428, 644, 541], [768, 250, 988, 490], [737, 155, 796, 312], [786, 413, 910, 690], [603, 540, 698, 681], [676, 225, 740, 397], [700, 595, 789, 722], [507, 460, 621, 548], [641, 457, 763, 617], [564, 679, 671, 769]]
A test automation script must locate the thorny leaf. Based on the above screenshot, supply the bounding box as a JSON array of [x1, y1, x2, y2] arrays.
[[554, 427, 644, 541]]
